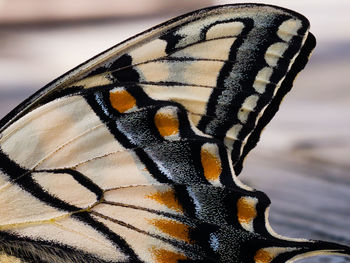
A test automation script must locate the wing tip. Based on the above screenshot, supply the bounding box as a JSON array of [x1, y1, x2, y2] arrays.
[[233, 31, 316, 175]]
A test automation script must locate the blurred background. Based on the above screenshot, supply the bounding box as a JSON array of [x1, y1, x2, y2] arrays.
[[0, 1, 349, 262]]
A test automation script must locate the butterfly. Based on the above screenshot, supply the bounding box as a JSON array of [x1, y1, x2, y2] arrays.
[[0, 3, 349, 263]]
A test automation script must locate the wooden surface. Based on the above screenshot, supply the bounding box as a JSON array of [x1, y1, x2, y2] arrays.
[[0, 2, 349, 262], [0, 0, 214, 24]]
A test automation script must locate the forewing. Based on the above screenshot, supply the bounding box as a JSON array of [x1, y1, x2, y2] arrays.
[[0, 4, 315, 174]]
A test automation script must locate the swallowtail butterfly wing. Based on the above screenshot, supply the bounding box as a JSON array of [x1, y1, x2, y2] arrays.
[[0, 4, 349, 263]]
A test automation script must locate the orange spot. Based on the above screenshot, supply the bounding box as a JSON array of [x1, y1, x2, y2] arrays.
[[200, 148, 222, 181], [237, 197, 257, 224], [150, 219, 191, 243], [147, 189, 183, 213], [254, 249, 273, 263], [109, 89, 136, 113], [154, 112, 179, 137], [150, 247, 187, 263]]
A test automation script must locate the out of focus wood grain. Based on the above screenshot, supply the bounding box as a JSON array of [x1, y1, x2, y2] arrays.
[[0, 0, 213, 24]]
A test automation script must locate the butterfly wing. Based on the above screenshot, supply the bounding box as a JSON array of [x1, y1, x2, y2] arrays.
[[0, 4, 315, 175], [0, 4, 349, 263]]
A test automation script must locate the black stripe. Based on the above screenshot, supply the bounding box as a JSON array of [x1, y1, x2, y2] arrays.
[[196, 18, 254, 132], [84, 90, 173, 185], [234, 33, 316, 175], [73, 212, 144, 262], [37, 168, 104, 200], [0, 150, 78, 212]]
